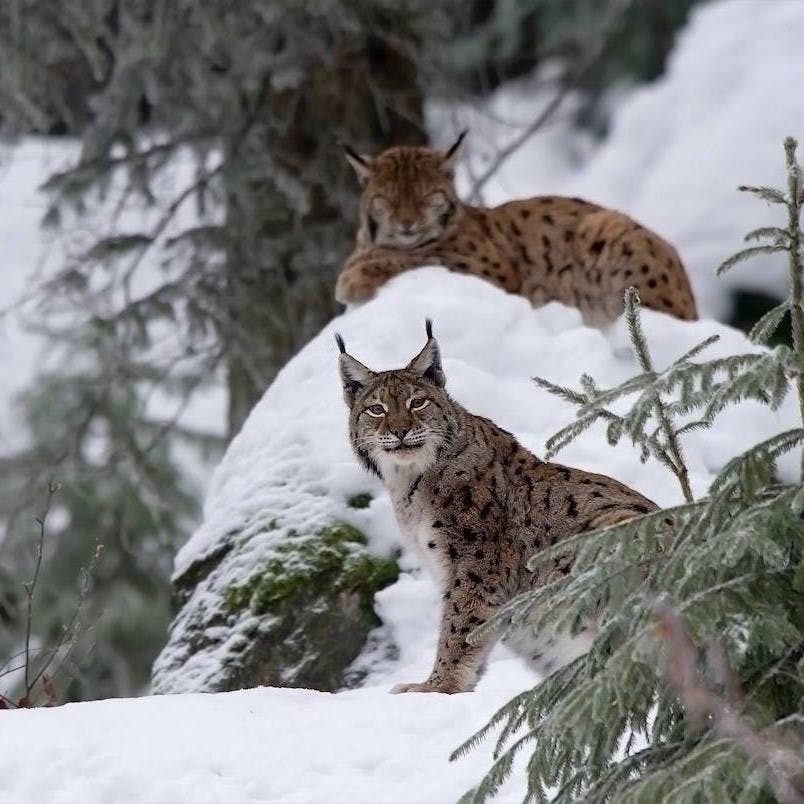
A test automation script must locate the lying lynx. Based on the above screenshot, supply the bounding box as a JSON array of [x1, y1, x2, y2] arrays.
[[337, 321, 658, 693], [336, 133, 697, 326]]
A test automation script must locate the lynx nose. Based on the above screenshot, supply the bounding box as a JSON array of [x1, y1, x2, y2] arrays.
[[392, 427, 410, 442]]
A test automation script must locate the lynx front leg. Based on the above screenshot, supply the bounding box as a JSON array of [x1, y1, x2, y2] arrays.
[[334, 247, 413, 304], [391, 569, 497, 694]]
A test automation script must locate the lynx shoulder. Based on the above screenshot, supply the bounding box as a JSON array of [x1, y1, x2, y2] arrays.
[[336, 133, 697, 326], [336, 321, 659, 693]]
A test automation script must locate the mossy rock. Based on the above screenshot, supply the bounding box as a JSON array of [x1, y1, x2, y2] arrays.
[[347, 493, 373, 510], [153, 520, 398, 694], [220, 523, 397, 691]]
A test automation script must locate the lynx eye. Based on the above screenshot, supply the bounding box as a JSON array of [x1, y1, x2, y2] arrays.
[[426, 191, 448, 210], [369, 195, 390, 215], [365, 404, 386, 417], [409, 397, 429, 411]]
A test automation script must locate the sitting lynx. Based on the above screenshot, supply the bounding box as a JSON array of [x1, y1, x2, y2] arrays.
[[336, 133, 697, 326], [337, 321, 658, 693]]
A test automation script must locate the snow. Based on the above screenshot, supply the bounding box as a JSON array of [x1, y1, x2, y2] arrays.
[[0, 676, 532, 804], [3, 266, 802, 802]]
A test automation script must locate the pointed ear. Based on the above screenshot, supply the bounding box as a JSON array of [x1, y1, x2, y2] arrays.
[[336, 334, 376, 406], [441, 130, 467, 175], [344, 146, 372, 186], [406, 319, 446, 387]]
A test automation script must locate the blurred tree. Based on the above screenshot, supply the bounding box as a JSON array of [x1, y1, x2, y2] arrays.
[[0, 0, 439, 701], [451, 0, 704, 129]]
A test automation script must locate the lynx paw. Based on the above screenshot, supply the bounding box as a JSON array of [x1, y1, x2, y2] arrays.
[[335, 269, 379, 305], [390, 680, 463, 694]]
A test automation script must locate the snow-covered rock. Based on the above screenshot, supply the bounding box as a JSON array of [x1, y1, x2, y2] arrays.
[[152, 267, 799, 696]]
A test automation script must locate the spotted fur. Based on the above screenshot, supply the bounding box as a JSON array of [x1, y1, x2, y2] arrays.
[[337, 322, 659, 693], [337, 136, 698, 326]]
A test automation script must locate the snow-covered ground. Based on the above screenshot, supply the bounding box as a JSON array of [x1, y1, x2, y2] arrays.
[[3, 266, 802, 802], [0, 673, 533, 804]]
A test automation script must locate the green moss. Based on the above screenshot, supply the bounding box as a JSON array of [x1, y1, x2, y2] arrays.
[[319, 522, 367, 546], [223, 522, 397, 617], [347, 493, 373, 510], [342, 553, 399, 594]]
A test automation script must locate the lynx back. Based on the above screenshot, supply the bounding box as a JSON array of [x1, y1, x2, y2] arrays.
[[336, 135, 697, 326]]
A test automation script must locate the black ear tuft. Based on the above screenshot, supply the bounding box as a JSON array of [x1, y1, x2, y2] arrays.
[[444, 129, 468, 161], [335, 333, 346, 354], [343, 145, 368, 167], [406, 325, 446, 387]]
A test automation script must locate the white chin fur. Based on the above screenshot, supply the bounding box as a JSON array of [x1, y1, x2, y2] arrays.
[[374, 442, 436, 479], [379, 231, 433, 249]]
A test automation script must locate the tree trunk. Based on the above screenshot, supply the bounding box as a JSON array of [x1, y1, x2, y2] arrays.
[[223, 31, 426, 437]]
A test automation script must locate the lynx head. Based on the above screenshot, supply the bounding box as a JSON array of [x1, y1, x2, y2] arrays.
[[336, 320, 459, 479], [344, 132, 467, 250]]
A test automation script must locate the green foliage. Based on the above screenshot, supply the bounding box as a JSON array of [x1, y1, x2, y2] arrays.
[[224, 523, 397, 617], [457, 138, 804, 802]]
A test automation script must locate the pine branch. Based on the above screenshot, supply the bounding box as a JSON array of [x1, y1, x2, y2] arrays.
[[749, 300, 790, 345], [717, 245, 788, 276], [624, 289, 694, 501], [709, 429, 804, 496]]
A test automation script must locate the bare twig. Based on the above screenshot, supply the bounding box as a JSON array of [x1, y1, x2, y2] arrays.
[[655, 605, 804, 804], [467, 0, 635, 202], [22, 481, 58, 695], [1, 482, 102, 710]]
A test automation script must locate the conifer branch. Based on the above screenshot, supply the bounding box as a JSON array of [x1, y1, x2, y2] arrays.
[[625, 288, 693, 502]]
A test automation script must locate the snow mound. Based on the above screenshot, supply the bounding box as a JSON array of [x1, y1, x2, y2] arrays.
[[154, 266, 799, 696]]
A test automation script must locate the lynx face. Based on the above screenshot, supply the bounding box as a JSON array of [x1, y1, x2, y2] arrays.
[[345, 133, 466, 250], [336, 323, 458, 478]]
